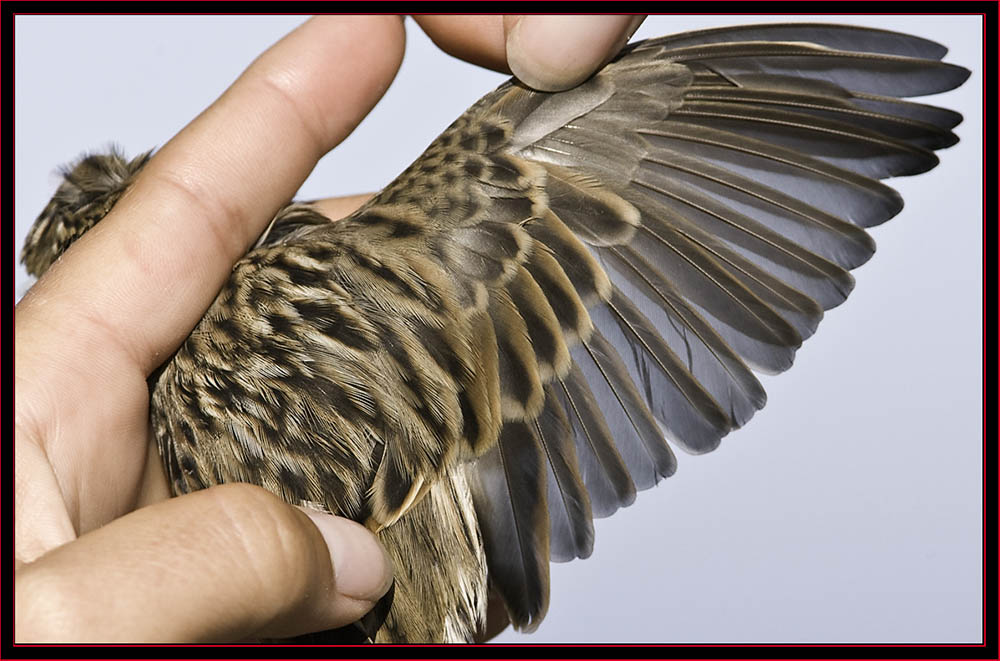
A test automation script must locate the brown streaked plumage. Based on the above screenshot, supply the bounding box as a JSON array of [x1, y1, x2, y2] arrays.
[[21, 24, 970, 643]]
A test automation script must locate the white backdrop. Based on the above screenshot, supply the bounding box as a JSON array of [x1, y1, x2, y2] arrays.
[[14, 15, 983, 644]]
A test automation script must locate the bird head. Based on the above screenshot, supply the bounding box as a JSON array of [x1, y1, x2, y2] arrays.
[[21, 148, 152, 277]]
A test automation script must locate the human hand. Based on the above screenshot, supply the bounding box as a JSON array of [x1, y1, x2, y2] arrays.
[[413, 15, 646, 91], [14, 15, 645, 643]]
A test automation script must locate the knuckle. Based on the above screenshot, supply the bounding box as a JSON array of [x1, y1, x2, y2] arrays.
[[145, 167, 253, 258], [252, 71, 328, 160], [199, 485, 325, 608]]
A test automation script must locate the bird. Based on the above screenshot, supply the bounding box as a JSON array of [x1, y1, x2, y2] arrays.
[[21, 22, 970, 644]]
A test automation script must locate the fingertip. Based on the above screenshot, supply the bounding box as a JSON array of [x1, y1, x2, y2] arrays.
[[412, 15, 510, 73], [506, 15, 643, 91], [298, 508, 394, 604]]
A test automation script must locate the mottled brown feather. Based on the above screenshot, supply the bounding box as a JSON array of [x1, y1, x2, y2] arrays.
[[21, 23, 969, 644]]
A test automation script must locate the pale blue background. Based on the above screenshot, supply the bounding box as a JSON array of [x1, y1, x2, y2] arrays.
[[14, 15, 983, 644]]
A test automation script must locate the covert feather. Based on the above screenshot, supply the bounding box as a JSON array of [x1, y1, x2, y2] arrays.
[[22, 22, 971, 643]]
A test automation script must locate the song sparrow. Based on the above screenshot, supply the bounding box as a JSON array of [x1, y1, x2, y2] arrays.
[[22, 23, 970, 643]]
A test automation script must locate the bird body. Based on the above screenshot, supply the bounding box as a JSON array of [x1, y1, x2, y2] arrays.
[[22, 23, 970, 643]]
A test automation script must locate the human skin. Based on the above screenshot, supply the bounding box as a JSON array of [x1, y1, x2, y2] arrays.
[[14, 15, 645, 643]]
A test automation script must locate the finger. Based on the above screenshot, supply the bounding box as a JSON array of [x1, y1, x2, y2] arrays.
[[412, 15, 509, 72], [134, 438, 172, 509], [413, 14, 645, 90], [18, 15, 406, 376], [308, 192, 375, 221], [14, 16, 405, 538], [15, 484, 393, 643], [505, 15, 645, 90]]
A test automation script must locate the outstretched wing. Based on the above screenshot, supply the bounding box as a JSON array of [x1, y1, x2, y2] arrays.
[[212, 23, 966, 634], [18, 20, 969, 644], [331, 23, 966, 631]]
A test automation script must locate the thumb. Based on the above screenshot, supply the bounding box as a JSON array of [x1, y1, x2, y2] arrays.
[[14, 484, 393, 642], [504, 15, 646, 91]]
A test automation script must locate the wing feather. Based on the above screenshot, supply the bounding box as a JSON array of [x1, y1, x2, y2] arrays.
[[122, 22, 968, 641], [427, 25, 966, 631]]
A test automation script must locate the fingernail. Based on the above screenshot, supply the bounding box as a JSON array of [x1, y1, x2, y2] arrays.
[[506, 15, 638, 91], [300, 510, 394, 602]]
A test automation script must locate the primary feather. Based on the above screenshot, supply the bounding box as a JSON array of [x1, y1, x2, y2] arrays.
[[21, 22, 969, 643]]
